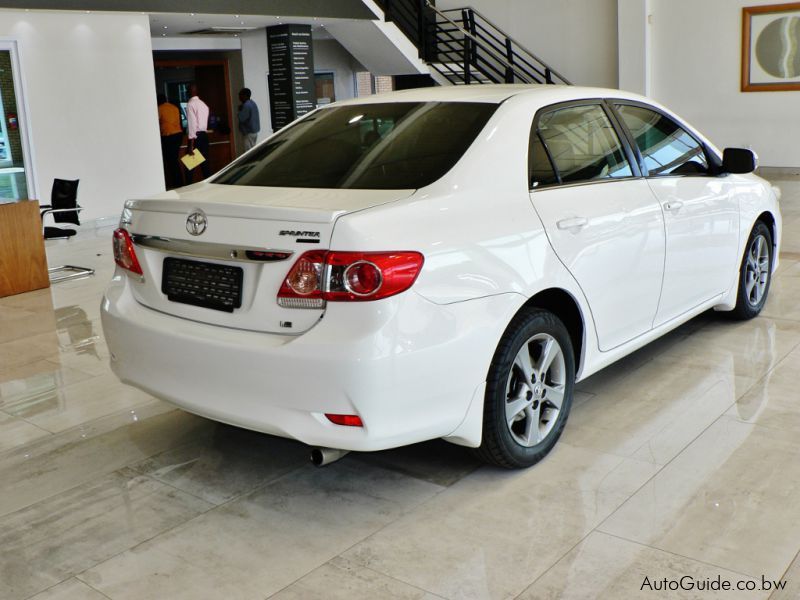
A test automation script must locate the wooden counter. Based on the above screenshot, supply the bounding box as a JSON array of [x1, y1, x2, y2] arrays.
[[0, 200, 50, 297]]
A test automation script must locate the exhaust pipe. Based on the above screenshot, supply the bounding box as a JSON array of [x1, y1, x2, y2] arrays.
[[310, 447, 349, 467]]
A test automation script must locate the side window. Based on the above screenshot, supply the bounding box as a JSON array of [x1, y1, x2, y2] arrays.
[[536, 104, 633, 184], [528, 129, 559, 187], [615, 104, 709, 176]]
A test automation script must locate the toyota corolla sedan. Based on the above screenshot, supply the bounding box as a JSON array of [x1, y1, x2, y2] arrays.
[[102, 85, 781, 468]]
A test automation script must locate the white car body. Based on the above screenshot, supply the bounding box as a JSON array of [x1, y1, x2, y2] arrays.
[[101, 85, 781, 453]]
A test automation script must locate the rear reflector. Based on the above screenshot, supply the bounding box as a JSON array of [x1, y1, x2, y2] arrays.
[[112, 228, 143, 276], [325, 414, 364, 427]]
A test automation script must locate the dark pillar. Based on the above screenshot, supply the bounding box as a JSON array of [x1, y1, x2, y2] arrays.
[[267, 24, 316, 131]]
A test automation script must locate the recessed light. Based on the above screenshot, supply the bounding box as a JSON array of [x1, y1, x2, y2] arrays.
[[163, 25, 168, 29], [190, 13, 195, 16], [234, 14, 239, 18], [240, 21, 245, 25], [161, 33, 166, 37]]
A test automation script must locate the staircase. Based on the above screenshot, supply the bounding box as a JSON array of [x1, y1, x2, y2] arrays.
[[373, 0, 570, 85]]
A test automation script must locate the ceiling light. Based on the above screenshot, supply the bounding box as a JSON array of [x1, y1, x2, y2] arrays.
[[163, 25, 168, 29]]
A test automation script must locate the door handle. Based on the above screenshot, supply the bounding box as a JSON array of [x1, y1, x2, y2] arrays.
[[663, 200, 684, 212], [556, 217, 588, 231]]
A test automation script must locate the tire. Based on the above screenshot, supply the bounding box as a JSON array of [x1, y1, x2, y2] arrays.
[[475, 308, 575, 469], [730, 221, 773, 320]]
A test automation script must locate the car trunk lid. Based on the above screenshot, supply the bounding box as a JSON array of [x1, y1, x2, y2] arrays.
[[121, 183, 413, 334]]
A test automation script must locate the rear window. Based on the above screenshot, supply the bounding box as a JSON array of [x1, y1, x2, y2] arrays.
[[214, 102, 497, 190]]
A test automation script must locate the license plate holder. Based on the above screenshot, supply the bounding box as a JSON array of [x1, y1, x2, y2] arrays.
[[161, 257, 243, 313]]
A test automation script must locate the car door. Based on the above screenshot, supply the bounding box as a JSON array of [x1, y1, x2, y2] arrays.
[[529, 101, 666, 351], [612, 102, 740, 327]]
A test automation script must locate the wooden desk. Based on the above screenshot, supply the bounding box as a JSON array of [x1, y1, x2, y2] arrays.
[[0, 200, 50, 297]]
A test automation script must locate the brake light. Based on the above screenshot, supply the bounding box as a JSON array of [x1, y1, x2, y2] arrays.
[[277, 250, 424, 307], [112, 228, 143, 276]]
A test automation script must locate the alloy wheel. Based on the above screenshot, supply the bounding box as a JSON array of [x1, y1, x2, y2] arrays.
[[745, 234, 770, 307], [505, 333, 566, 447]]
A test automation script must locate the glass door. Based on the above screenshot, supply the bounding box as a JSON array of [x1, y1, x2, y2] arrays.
[[0, 42, 34, 202]]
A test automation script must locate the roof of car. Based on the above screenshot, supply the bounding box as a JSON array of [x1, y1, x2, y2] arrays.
[[331, 84, 648, 106]]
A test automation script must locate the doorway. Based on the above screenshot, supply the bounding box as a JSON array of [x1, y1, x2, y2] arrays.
[[154, 59, 236, 186], [0, 42, 34, 202]]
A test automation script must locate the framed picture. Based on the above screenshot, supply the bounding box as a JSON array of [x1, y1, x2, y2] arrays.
[[742, 3, 800, 91]]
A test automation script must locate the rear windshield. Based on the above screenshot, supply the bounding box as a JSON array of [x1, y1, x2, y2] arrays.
[[213, 102, 497, 190]]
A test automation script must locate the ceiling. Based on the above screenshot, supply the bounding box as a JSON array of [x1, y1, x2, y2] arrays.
[[0, 0, 376, 20], [149, 13, 349, 39]]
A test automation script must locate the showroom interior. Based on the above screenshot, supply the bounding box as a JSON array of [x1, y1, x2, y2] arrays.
[[1, 0, 800, 598]]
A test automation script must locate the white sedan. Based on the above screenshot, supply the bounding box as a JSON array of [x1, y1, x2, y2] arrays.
[[102, 85, 781, 468]]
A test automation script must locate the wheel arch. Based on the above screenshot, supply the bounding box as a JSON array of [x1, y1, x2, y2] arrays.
[[755, 210, 778, 260], [521, 287, 585, 374]]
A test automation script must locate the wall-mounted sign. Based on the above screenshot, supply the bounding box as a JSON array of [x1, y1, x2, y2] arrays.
[[267, 24, 316, 129]]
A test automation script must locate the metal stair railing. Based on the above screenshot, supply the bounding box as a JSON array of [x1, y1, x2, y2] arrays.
[[372, 0, 571, 86], [430, 3, 571, 85]]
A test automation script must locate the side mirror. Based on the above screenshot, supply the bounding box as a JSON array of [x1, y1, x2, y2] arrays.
[[722, 148, 758, 174]]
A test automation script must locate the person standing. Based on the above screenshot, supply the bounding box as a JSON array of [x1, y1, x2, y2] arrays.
[[186, 83, 211, 179], [157, 94, 184, 189], [237, 88, 260, 153]]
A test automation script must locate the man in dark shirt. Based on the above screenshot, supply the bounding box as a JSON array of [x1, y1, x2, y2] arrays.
[[238, 88, 261, 153], [157, 94, 183, 188]]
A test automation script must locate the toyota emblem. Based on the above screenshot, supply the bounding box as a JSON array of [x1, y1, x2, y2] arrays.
[[186, 211, 207, 236]]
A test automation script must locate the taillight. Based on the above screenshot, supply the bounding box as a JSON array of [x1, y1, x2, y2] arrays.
[[112, 228, 143, 276], [277, 250, 423, 307], [277, 250, 326, 309]]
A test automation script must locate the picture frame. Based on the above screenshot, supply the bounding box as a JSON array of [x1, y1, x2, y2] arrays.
[[742, 2, 800, 91]]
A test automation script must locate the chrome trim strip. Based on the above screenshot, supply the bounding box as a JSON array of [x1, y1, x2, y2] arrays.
[[130, 235, 294, 263]]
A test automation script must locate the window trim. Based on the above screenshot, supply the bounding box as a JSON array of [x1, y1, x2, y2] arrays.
[[607, 99, 723, 179], [528, 98, 642, 191]]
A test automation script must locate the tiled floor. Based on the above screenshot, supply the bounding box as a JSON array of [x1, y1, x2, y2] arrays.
[[1, 177, 799, 600]]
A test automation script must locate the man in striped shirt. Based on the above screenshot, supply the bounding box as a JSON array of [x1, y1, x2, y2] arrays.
[[186, 83, 211, 179]]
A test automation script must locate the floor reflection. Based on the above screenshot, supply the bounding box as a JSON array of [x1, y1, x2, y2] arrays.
[[55, 306, 100, 358]]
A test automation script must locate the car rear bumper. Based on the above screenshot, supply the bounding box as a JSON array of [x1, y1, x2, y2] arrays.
[[101, 273, 521, 451]]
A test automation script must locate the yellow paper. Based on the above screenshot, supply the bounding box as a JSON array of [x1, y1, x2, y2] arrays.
[[181, 149, 206, 171]]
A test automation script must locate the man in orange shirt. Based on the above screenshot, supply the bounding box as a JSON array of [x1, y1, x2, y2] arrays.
[[158, 94, 184, 188]]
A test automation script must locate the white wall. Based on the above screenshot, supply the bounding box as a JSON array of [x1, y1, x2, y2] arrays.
[[617, 0, 651, 95], [647, 0, 799, 167], [313, 38, 362, 103], [240, 28, 271, 142], [435, 0, 619, 88], [0, 11, 163, 220]]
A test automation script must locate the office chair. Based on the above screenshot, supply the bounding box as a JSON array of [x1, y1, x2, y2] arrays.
[[40, 178, 82, 239], [40, 178, 95, 283]]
